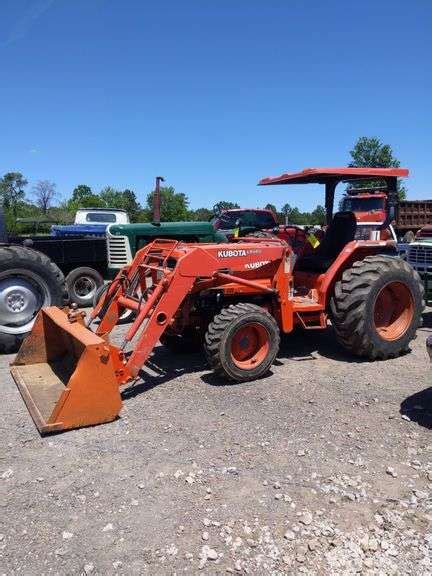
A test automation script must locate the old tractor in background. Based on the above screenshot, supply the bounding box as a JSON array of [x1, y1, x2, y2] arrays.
[[10, 167, 424, 434], [0, 204, 66, 353], [93, 177, 227, 318]]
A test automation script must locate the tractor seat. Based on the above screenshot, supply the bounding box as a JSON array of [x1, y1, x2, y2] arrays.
[[295, 212, 357, 273]]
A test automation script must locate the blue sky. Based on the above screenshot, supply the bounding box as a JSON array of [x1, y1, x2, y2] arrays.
[[0, 0, 431, 211]]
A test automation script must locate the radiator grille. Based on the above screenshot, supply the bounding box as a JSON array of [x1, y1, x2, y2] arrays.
[[107, 232, 132, 269], [407, 244, 432, 270], [355, 226, 376, 240]]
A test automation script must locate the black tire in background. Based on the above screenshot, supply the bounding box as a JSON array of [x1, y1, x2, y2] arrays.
[[92, 282, 136, 324], [92, 282, 109, 312], [0, 246, 65, 353], [66, 266, 104, 307], [330, 255, 424, 360]]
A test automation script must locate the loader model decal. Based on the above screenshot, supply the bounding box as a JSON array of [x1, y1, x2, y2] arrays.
[[244, 260, 270, 270], [218, 249, 247, 258], [217, 249, 262, 258]]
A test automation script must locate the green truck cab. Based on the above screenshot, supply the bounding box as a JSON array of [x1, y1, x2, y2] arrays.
[[106, 221, 227, 275]]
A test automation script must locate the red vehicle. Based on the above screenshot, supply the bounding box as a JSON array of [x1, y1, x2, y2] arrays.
[[11, 166, 423, 434], [340, 189, 387, 223], [211, 208, 278, 237], [212, 208, 312, 256]]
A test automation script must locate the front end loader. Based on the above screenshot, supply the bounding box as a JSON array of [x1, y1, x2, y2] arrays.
[[11, 238, 291, 433], [10, 167, 424, 434]]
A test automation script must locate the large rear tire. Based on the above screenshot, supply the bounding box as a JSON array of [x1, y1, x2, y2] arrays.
[[0, 246, 65, 353], [204, 303, 280, 382], [330, 255, 424, 359]]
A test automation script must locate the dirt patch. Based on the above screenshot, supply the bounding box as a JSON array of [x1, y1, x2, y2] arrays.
[[1, 313, 431, 574]]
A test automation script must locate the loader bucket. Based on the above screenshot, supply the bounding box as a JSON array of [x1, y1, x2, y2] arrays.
[[10, 307, 122, 434]]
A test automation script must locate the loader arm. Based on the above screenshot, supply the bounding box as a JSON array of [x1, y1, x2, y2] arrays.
[[10, 238, 290, 434]]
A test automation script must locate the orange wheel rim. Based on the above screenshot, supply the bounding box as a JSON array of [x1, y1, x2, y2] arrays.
[[230, 323, 270, 369], [374, 281, 414, 341]]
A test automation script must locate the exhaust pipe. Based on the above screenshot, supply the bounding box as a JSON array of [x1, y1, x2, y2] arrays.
[[152, 176, 165, 225]]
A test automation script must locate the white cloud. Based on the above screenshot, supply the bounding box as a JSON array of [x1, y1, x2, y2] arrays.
[[1, 0, 56, 48]]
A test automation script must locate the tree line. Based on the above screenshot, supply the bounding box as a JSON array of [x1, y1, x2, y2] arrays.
[[0, 174, 328, 231], [0, 137, 404, 232]]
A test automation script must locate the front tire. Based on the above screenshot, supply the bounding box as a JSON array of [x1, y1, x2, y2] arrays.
[[330, 255, 424, 359], [204, 303, 280, 382]]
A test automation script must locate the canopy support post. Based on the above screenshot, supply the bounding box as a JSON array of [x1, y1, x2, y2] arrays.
[[379, 177, 398, 230], [325, 180, 337, 225]]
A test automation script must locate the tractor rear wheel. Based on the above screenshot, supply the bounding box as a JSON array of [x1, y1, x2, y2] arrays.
[[330, 255, 424, 359], [204, 303, 280, 382], [0, 246, 65, 353]]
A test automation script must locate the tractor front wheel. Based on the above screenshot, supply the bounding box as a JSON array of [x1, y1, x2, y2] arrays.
[[204, 303, 280, 382], [330, 255, 424, 359]]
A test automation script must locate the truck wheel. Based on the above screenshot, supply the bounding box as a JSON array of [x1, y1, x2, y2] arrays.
[[66, 267, 104, 307], [92, 283, 136, 324], [204, 303, 280, 382], [0, 246, 65, 353], [330, 255, 424, 359]]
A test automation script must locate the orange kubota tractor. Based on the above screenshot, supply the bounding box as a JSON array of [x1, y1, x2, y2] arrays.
[[11, 167, 424, 434]]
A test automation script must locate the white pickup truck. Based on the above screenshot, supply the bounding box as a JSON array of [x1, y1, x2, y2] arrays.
[[51, 208, 129, 237]]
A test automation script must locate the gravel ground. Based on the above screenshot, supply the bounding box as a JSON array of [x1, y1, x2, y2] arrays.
[[1, 310, 431, 575]]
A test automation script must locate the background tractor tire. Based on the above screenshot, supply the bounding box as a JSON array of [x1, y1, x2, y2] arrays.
[[66, 266, 104, 307], [204, 302, 280, 382], [92, 282, 136, 324], [0, 246, 65, 353], [330, 255, 424, 360]]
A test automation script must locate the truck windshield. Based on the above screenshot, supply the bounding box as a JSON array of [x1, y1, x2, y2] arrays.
[[341, 197, 385, 212], [86, 213, 117, 223], [216, 210, 276, 229]]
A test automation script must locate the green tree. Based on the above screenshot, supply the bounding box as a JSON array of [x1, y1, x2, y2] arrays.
[[264, 203, 277, 213], [280, 203, 292, 223], [69, 184, 103, 209], [213, 201, 240, 213], [0, 172, 28, 216], [72, 184, 92, 203], [281, 203, 291, 216], [310, 205, 326, 225], [348, 136, 406, 199], [289, 207, 309, 225], [145, 186, 189, 221], [122, 189, 141, 222], [190, 207, 213, 221], [98, 186, 120, 207], [98, 187, 141, 222]]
